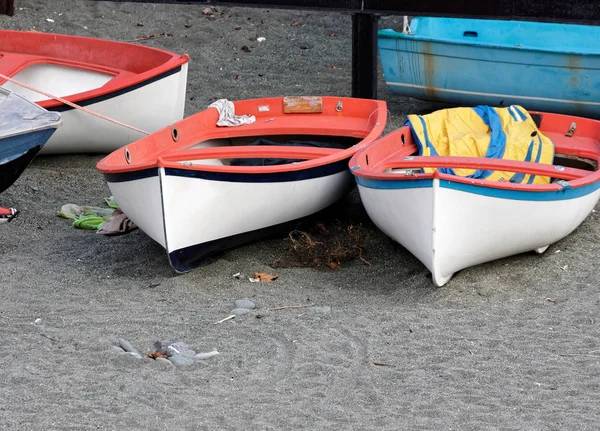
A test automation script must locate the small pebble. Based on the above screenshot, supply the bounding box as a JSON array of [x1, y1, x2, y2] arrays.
[[155, 357, 173, 366], [180, 349, 197, 358], [235, 299, 256, 309], [231, 308, 250, 316], [153, 341, 170, 355], [118, 338, 139, 354], [169, 354, 195, 366], [120, 351, 142, 359], [112, 345, 126, 354], [167, 341, 189, 356], [194, 350, 219, 360]]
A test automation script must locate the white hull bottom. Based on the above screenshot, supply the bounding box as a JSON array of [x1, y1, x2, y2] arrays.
[[358, 179, 600, 286], [106, 167, 354, 272], [3, 63, 188, 154]]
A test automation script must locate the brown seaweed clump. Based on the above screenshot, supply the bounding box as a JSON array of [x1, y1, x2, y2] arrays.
[[272, 220, 371, 269]]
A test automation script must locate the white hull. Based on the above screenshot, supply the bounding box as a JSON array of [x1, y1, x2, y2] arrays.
[[106, 167, 354, 271], [358, 179, 600, 286], [105, 173, 166, 247], [4, 64, 188, 154]]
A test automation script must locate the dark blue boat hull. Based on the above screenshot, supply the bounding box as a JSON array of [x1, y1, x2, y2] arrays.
[[0, 128, 56, 193]]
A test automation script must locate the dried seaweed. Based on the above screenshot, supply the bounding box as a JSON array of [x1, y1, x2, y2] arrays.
[[272, 219, 370, 269]]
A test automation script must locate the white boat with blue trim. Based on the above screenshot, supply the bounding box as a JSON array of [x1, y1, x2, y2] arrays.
[[97, 96, 387, 272], [350, 106, 600, 286], [0, 30, 188, 154]]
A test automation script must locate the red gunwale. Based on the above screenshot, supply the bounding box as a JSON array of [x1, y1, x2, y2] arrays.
[[0, 30, 189, 109], [350, 110, 600, 192], [97, 96, 388, 175], [0, 207, 14, 217]]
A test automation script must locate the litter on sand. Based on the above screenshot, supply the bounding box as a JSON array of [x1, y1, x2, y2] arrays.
[[57, 196, 137, 235]]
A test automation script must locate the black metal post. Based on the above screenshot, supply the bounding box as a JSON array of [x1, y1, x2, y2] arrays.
[[351, 13, 379, 99], [0, 0, 15, 16]]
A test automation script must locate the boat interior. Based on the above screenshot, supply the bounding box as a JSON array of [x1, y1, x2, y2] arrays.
[[356, 111, 600, 187], [98, 97, 388, 173], [182, 135, 361, 167], [0, 30, 186, 104]]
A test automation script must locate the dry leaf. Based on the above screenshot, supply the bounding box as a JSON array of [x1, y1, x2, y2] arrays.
[[202, 7, 214, 16], [253, 272, 278, 282], [329, 32, 337, 37], [327, 261, 341, 270], [291, 20, 301, 26], [147, 351, 169, 359]]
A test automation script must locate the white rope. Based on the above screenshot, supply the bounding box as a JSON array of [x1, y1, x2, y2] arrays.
[[0, 72, 150, 135]]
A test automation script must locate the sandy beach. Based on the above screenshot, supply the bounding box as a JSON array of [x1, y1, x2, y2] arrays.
[[1, 1, 599, 429]]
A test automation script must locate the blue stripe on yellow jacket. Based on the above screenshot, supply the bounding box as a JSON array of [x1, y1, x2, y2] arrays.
[[406, 105, 555, 184]]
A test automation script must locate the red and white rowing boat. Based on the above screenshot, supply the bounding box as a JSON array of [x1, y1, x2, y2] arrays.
[[0, 30, 189, 154], [97, 96, 387, 272], [351, 109, 600, 286]]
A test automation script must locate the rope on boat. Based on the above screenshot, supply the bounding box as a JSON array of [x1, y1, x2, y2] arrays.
[[0, 72, 150, 135], [361, 107, 391, 137]]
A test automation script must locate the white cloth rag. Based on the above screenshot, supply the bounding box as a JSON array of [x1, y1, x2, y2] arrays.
[[208, 99, 256, 127]]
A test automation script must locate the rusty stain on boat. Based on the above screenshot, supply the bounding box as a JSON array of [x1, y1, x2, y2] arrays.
[[422, 41, 437, 99]]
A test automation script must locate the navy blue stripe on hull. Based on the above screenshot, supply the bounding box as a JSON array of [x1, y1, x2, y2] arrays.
[[103, 159, 350, 184], [47, 66, 182, 113], [103, 168, 159, 183], [165, 159, 349, 183]]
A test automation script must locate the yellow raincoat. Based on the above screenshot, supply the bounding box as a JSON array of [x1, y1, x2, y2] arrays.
[[406, 105, 555, 184]]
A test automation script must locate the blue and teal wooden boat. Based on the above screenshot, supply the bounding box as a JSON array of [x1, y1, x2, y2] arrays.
[[378, 17, 600, 118], [0, 87, 61, 193]]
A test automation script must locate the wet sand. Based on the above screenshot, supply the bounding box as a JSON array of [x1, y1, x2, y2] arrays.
[[0, 1, 599, 429]]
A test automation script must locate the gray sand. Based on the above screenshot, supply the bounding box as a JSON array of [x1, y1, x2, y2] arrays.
[[1, 2, 599, 429]]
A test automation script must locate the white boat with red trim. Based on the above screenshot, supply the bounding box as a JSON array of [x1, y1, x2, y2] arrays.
[[97, 96, 387, 272], [0, 30, 189, 154]]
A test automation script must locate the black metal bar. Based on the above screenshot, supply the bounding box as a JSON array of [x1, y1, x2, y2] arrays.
[[96, 0, 600, 23], [0, 0, 15, 16], [352, 13, 379, 99]]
